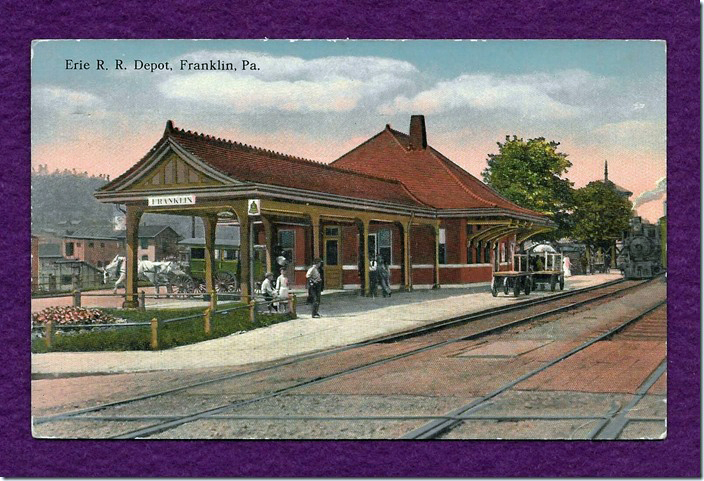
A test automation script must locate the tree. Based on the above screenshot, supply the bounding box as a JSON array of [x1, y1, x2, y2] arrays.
[[572, 181, 632, 249], [482, 136, 574, 240]]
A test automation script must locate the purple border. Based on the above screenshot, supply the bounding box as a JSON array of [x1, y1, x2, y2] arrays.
[[4, 0, 699, 477]]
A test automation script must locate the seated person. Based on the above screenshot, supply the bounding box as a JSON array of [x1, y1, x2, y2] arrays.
[[261, 272, 276, 313]]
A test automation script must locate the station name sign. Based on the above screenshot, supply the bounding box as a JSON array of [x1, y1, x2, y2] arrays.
[[147, 194, 196, 207]]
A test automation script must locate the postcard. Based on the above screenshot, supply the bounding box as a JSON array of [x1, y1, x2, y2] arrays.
[[29, 39, 669, 443]]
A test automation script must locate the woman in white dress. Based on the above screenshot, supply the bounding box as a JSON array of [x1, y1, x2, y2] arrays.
[[562, 256, 572, 277], [275, 267, 290, 313]]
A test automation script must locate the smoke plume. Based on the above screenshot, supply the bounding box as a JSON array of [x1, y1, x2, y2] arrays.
[[633, 177, 666, 208]]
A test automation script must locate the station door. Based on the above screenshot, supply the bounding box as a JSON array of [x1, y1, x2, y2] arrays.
[[323, 226, 343, 289]]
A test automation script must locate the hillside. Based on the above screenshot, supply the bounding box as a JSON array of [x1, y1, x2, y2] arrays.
[[31, 168, 200, 239]]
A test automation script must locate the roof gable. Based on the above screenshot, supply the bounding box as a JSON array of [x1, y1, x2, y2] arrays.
[[331, 123, 545, 218], [99, 121, 428, 209]]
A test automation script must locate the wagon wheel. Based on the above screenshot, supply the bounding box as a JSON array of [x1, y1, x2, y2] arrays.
[[550, 274, 557, 291], [215, 271, 238, 293], [513, 278, 521, 297], [524, 277, 531, 295], [173, 274, 196, 294], [559, 275, 565, 290], [503, 277, 509, 295], [491, 277, 498, 297]]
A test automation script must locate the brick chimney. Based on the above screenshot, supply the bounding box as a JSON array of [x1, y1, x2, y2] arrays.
[[409, 115, 427, 150]]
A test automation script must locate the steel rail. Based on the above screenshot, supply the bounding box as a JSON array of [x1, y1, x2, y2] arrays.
[[105, 281, 661, 439], [589, 359, 667, 440], [73, 413, 615, 422], [400, 299, 667, 439], [34, 277, 649, 429]]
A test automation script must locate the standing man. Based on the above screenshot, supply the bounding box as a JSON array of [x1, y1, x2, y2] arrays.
[[306, 258, 324, 318]]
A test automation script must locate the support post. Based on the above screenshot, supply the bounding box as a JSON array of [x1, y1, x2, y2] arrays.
[[262, 216, 274, 274], [362, 219, 370, 296], [234, 206, 251, 300], [72, 289, 81, 307], [201, 214, 218, 310], [150, 317, 159, 350], [204, 305, 212, 335], [138, 291, 146, 311], [45, 320, 53, 349], [290, 293, 297, 318], [122, 205, 142, 308], [249, 300, 256, 323], [311, 214, 321, 261]]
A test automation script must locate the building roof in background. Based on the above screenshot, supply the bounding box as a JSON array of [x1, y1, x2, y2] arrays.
[[62, 227, 122, 240], [331, 117, 547, 220], [38, 244, 62, 257], [114, 225, 182, 239], [597, 179, 633, 197], [179, 237, 240, 248]]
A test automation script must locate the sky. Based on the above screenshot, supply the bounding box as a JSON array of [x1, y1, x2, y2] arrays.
[[31, 39, 667, 222]]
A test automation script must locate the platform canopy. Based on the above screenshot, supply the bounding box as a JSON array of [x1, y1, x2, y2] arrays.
[[96, 118, 552, 306]]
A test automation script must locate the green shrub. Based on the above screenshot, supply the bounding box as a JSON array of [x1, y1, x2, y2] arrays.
[[32, 305, 292, 353]]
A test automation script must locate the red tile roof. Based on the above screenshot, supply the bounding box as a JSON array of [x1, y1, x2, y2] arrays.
[[99, 122, 428, 209], [331, 125, 546, 218]]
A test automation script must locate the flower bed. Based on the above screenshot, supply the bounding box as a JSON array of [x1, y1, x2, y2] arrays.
[[32, 306, 125, 326]]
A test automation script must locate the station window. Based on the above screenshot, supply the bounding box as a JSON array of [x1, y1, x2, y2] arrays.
[[438, 228, 446, 264], [475, 241, 482, 264], [324, 227, 339, 237], [378, 228, 392, 264], [88, 242, 94, 248], [141, 255, 149, 261], [140, 238, 149, 249], [278, 229, 295, 263], [65, 242, 74, 256], [223, 249, 238, 260], [100, 242, 105, 248], [61, 275, 72, 285]]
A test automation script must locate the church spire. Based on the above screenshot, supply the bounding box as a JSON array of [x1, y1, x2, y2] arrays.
[[604, 160, 609, 182]]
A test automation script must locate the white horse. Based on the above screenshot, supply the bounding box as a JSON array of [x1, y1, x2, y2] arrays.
[[103, 255, 186, 295]]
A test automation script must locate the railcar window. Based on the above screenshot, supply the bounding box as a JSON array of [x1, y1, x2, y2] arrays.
[[223, 249, 238, 260], [191, 248, 205, 260]]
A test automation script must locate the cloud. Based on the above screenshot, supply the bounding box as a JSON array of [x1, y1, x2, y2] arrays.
[[378, 69, 608, 119], [158, 51, 418, 113], [33, 86, 106, 117], [591, 119, 665, 151]]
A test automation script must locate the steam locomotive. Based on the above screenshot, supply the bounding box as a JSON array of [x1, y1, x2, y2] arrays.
[[617, 216, 665, 279]]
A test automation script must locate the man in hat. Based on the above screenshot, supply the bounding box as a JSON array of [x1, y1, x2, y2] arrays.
[[306, 258, 324, 318], [261, 272, 276, 313]]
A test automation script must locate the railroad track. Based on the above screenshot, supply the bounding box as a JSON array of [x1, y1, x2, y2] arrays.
[[402, 301, 666, 439], [33, 276, 662, 439]]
